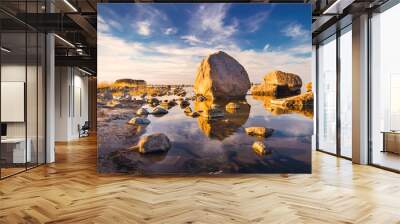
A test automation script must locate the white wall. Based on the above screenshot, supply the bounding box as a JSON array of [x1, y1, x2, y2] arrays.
[[54, 67, 89, 141], [1, 65, 26, 138], [1, 63, 46, 164]]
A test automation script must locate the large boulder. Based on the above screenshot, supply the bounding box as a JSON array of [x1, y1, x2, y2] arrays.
[[194, 51, 251, 100], [251, 70, 302, 97], [136, 133, 171, 154]]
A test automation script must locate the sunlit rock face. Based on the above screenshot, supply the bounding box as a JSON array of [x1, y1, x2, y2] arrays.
[[194, 99, 250, 140], [251, 70, 302, 97], [193, 51, 251, 100]]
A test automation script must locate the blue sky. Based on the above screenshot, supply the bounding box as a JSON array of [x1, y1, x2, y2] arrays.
[[98, 3, 311, 85]]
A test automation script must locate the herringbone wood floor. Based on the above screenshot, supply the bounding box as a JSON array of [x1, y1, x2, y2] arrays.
[[1, 136, 400, 224]]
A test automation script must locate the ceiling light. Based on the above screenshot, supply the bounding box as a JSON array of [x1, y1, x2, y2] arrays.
[[54, 34, 75, 48], [63, 0, 78, 12], [1, 47, 11, 53]]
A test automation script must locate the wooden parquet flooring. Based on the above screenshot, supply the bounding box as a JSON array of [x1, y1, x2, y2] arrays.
[[1, 136, 400, 224]]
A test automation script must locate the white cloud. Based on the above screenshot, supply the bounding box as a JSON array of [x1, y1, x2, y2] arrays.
[[287, 44, 312, 55], [97, 16, 109, 33], [98, 33, 311, 86], [185, 4, 238, 46], [263, 44, 270, 51], [181, 35, 203, 46], [245, 12, 270, 33], [164, 27, 177, 35], [132, 5, 171, 37], [136, 21, 151, 36], [108, 19, 122, 31], [98, 14, 123, 33], [282, 23, 308, 39]]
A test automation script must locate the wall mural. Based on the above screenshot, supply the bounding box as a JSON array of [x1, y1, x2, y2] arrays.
[[97, 3, 313, 175]]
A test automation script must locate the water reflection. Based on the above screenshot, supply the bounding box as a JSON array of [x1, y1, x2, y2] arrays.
[[252, 95, 313, 118], [194, 99, 250, 140], [97, 87, 314, 174]]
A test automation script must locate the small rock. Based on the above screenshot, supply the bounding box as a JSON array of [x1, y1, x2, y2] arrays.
[[252, 141, 270, 155], [184, 107, 192, 114], [147, 97, 159, 106], [191, 112, 200, 117], [197, 95, 206, 102], [245, 127, 274, 137], [136, 133, 171, 154], [136, 108, 149, 115], [180, 100, 190, 107], [152, 106, 168, 115], [128, 117, 151, 125]]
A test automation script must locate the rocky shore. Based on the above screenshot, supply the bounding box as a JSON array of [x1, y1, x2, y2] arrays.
[[98, 51, 313, 160]]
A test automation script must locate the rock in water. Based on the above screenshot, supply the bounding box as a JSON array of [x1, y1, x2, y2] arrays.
[[147, 97, 160, 106], [194, 51, 251, 100], [184, 107, 192, 114], [179, 100, 190, 108], [137, 133, 171, 154], [136, 108, 149, 116], [152, 106, 168, 115], [190, 111, 200, 117], [245, 127, 274, 137], [128, 117, 151, 125], [251, 70, 302, 97], [196, 95, 207, 102], [252, 141, 270, 156], [103, 89, 113, 101]]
